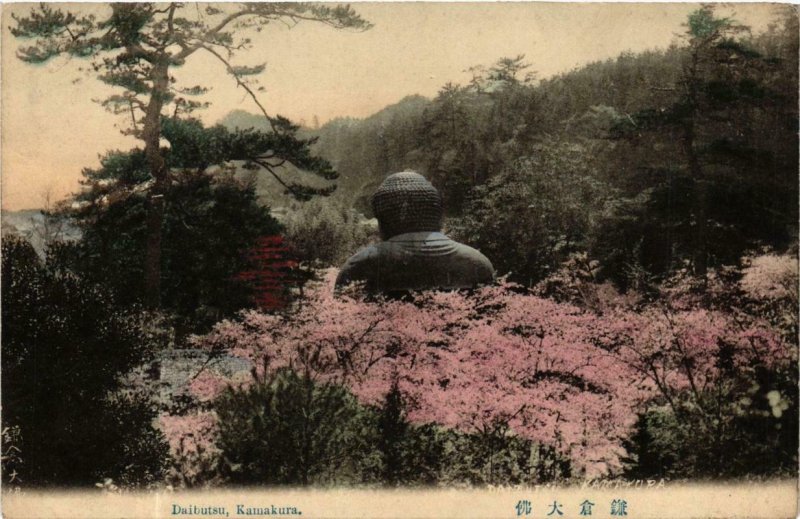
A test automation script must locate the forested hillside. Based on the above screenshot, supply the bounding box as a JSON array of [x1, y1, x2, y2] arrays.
[[221, 95, 431, 212], [222, 6, 797, 287]]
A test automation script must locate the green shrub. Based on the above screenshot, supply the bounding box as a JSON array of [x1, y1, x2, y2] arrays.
[[213, 367, 571, 487], [215, 368, 380, 486], [1, 236, 170, 487], [282, 198, 376, 267]]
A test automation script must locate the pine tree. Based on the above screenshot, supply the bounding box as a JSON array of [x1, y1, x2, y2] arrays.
[[611, 6, 797, 278], [61, 117, 335, 332], [11, 3, 371, 307]]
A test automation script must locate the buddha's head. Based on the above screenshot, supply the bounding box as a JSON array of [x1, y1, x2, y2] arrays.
[[371, 171, 443, 240]]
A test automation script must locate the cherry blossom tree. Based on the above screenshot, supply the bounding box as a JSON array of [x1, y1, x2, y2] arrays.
[[192, 272, 648, 477], [184, 261, 795, 479]]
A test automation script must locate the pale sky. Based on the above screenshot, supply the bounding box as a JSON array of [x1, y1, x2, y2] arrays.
[[1, 2, 784, 210]]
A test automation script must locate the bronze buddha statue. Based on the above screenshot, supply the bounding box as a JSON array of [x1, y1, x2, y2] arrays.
[[336, 171, 494, 292]]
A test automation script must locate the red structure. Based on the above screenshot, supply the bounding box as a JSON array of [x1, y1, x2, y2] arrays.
[[237, 235, 299, 310]]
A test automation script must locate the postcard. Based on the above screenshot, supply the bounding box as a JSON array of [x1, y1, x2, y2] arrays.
[[2, 2, 798, 518]]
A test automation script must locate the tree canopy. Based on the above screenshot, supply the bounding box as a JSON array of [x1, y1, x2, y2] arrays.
[[59, 118, 292, 333], [2, 236, 170, 486], [297, 6, 797, 287], [11, 2, 371, 306]]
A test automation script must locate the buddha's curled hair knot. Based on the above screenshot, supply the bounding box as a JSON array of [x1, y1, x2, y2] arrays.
[[371, 171, 443, 239]]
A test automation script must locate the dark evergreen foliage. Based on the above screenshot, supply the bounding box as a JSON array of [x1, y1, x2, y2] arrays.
[[450, 142, 615, 285], [286, 6, 798, 288], [214, 367, 573, 487], [4, 5, 797, 488], [64, 151, 282, 333], [1, 236, 169, 487], [606, 6, 799, 281], [10, 2, 370, 307], [162, 117, 339, 200], [215, 368, 379, 486]]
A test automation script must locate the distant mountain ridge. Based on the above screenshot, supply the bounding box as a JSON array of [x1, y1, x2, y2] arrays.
[[217, 95, 432, 210], [218, 94, 430, 135]]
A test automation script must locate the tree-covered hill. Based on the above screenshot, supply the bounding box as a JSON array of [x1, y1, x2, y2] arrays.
[[219, 6, 798, 287], [219, 47, 687, 212], [220, 95, 431, 213]]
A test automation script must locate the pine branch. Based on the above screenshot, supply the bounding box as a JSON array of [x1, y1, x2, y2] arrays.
[[200, 44, 278, 133], [250, 157, 303, 199]]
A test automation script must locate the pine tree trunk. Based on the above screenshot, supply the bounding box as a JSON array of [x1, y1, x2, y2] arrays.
[[684, 119, 708, 278], [684, 47, 708, 278], [144, 194, 165, 308], [142, 61, 170, 308]]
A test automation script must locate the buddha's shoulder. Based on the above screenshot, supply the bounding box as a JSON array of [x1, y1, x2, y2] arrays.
[[336, 244, 382, 282], [450, 241, 494, 268], [343, 238, 493, 267], [343, 243, 382, 263]]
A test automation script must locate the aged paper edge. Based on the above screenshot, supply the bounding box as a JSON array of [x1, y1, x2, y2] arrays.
[[2, 481, 799, 519], [2, 2, 798, 519]]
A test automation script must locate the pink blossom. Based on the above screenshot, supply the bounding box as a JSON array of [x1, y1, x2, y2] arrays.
[[188, 371, 229, 403], [192, 268, 795, 479], [158, 411, 221, 486], [158, 411, 219, 457]]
